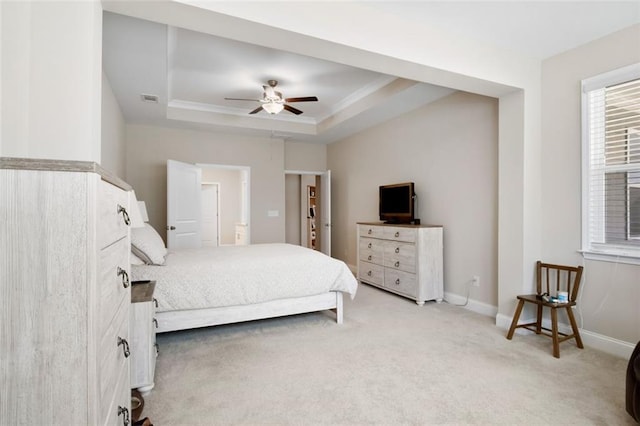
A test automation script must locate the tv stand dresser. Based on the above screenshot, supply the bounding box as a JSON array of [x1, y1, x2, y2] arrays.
[[357, 222, 443, 305]]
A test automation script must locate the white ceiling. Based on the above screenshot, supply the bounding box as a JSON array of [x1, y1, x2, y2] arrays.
[[102, 2, 640, 144]]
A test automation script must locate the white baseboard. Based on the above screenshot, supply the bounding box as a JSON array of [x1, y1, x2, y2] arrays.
[[443, 291, 498, 317], [495, 313, 635, 359]]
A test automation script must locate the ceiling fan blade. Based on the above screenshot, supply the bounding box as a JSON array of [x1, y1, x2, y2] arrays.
[[283, 104, 303, 115], [249, 106, 264, 114], [284, 96, 318, 103], [224, 97, 261, 102]]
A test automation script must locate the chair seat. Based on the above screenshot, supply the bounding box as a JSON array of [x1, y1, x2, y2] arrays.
[[516, 294, 577, 308]]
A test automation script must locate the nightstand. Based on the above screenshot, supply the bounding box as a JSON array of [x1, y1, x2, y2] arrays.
[[130, 281, 158, 395]]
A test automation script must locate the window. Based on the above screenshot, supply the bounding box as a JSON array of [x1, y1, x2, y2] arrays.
[[582, 64, 640, 263]]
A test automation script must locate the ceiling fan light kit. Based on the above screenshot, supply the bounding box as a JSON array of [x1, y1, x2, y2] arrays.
[[262, 102, 284, 114], [225, 80, 318, 115]]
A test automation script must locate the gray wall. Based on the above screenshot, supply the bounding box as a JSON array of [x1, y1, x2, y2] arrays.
[[284, 141, 327, 171], [328, 91, 499, 309]]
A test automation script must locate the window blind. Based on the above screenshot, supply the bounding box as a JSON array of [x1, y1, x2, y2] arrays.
[[585, 74, 640, 257]]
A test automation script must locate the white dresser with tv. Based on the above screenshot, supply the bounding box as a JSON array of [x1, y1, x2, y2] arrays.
[[357, 222, 443, 305]]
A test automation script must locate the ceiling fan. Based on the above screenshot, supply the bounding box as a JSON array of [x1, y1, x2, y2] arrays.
[[224, 80, 318, 115]]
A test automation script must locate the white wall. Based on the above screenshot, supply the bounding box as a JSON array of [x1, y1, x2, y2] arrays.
[[1, 1, 102, 162], [0, 2, 2, 155], [539, 24, 640, 346], [329, 92, 499, 308], [125, 124, 285, 244], [101, 72, 126, 178]]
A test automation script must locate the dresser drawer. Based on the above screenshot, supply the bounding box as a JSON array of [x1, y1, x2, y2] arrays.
[[359, 237, 384, 264], [101, 353, 130, 426], [359, 261, 384, 286], [98, 180, 130, 250], [98, 297, 129, 416], [383, 241, 416, 273], [358, 224, 385, 239], [98, 238, 130, 331], [383, 226, 416, 243], [385, 269, 418, 297]]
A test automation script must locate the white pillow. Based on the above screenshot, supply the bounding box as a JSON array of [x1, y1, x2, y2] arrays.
[[130, 251, 145, 265], [131, 223, 167, 265]]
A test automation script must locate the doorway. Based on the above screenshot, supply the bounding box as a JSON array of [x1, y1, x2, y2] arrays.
[[167, 159, 250, 249], [201, 183, 219, 247], [284, 170, 331, 255], [199, 164, 249, 246]]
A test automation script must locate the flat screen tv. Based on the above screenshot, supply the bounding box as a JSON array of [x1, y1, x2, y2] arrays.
[[379, 182, 415, 224]]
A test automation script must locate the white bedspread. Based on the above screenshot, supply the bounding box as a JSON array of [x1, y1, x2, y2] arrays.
[[131, 243, 358, 313]]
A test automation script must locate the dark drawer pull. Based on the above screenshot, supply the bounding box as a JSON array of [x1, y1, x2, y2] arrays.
[[117, 336, 130, 358], [395, 278, 401, 285], [367, 242, 372, 249], [395, 261, 400, 267], [155, 343, 160, 356], [367, 229, 372, 235], [117, 406, 130, 426], [395, 247, 400, 254], [367, 271, 372, 277], [153, 297, 158, 308], [395, 231, 400, 237], [153, 318, 158, 328], [117, 267, 130, 289], [367, 255, 372, 261], [117, 204, 130, 226]]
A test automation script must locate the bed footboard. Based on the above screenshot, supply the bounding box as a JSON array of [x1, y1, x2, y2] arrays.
[[156, 291, 344, 333]]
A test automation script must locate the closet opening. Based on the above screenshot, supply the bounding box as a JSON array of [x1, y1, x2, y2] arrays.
[[284, 170, 331, 256]]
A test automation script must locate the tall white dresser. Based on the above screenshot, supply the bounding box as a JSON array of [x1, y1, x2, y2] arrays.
[[357, 222, 444, 305], [0, 158, 133, 425]]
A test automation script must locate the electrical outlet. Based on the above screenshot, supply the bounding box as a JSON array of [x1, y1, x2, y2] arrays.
[[472, 276, 480, 287]]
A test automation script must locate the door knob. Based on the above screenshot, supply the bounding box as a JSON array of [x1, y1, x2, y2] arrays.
[[167, 226, 176, 230]]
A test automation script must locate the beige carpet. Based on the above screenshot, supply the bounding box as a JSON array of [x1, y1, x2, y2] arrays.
[[143, 284, 634, 425]]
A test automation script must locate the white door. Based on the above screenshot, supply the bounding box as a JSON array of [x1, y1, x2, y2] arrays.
[[201, 183, 219, 247], [167, 160, 202, 249], [320, 170, 331, 256]]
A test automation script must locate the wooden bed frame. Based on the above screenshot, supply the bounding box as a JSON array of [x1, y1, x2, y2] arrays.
[[156, 291, 344, 333]]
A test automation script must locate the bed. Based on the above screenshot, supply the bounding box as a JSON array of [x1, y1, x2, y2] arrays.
[[129, 224, 358, 333]]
